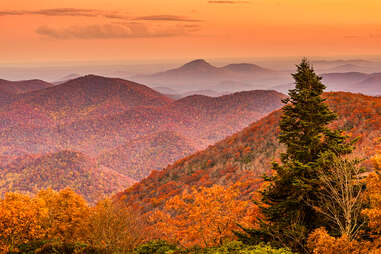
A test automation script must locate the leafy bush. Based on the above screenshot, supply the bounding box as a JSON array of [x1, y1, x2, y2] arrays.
[[134, 241, 294, 254], [8, 240, 46, 254], [9, 241, 105, 254], [134, 240, 179, 254], [200, 241, 294, 254]]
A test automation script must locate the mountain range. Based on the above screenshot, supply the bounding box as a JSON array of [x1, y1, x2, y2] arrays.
[[0, 79, 52, 105], [0, 75, 286, 201], [116, 92, 381, 212], [0, 150, 135, 203], [132, 59, 282, 92], [273, 72, 381, 96], [133, 59, 381, 96], [0, 64, 379, 203]]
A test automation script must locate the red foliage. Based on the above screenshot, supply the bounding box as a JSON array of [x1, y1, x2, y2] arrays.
[[118, 92, 381, 212]]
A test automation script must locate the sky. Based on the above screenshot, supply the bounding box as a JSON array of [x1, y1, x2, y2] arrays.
[[1, 0, 381, 65]]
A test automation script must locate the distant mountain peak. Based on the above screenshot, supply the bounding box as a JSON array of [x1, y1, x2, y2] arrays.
[[80, 74, 106, 80], [180, 59, 216, 70], [67, 74, 128, 85], [0, 79, 53, 96], [186, 59, 210, 65], [222, 63, 270, 72]]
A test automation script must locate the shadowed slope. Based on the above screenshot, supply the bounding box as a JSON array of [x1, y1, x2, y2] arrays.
[[98, 131, 197, 180], [0, 150, 135, 203], [0, 79, 52, 105], [117, 92, 381, 211]]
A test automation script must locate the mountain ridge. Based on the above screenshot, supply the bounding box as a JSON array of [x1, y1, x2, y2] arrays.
[[0, 150, 136, 203], [0, 76, 286, 183], [116, 92, 381, 211]]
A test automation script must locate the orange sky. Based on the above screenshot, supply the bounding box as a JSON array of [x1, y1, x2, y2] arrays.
[[1, 0, 381, 64]]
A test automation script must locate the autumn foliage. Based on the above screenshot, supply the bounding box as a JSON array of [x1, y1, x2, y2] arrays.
[[119, 92, 381, 214], [0, 193, 46, 253], [307, 152, 381, 254], [0, 188, 149, 253], [151, 184, 258, 247], [0, 151, 135, 203], [86, 199, 149, 252], [307, 227, 369, 254], [0, 75, 379, 253], [0, 76, 284, 183], [362, 152, 381, 235]]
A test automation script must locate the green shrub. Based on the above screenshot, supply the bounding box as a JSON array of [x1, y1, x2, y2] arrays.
[[8, 240, 46, 254], [184, 241, 294, 254], [9, 241, 106, 254], [134, 240, 179, 254]]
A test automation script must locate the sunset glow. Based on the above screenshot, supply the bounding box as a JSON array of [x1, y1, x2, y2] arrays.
[[1, 0, 381, 64]]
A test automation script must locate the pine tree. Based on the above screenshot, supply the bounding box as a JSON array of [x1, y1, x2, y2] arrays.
[[238, 59, 353, 253]]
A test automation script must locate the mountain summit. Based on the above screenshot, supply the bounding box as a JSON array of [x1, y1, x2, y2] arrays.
[[222, 63, 271, 73], [180, 59, 217, 72], [133, 59, 277, 91]]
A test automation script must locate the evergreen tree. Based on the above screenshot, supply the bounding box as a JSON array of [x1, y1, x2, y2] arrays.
[[238, 59, 353, 253]]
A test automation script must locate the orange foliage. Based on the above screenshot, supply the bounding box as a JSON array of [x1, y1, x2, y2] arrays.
[[98, 131, 197, 180], [0, 193, 47, 253], [0, 151, 134, 203], [0, 188, 150, 252], [0, 188, 90, 252], [37, 188, 90, 243], [86, 199, 149, 251], [119, 92, 380, 214], [308, 152, 381, 254], [151, 184, 258, 247], [0, 76, 284, 186], [307, 228, 370, 254], [362, 151, 381, 236]]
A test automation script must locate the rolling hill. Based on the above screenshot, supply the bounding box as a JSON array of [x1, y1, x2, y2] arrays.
[[53, 73, 82, 85], [273, 72, 381, 95], [321, 72, 381, 95], [133, 59, 280, 91], [0, 75, 286, 183], [147, 59, 225, 79], [321, 72, 370, 84], [0, 75, 173, 125], [162, 89, 229, 100], [0, 75, 173, 136], [0, 78, 52, 95], [98, 131, 197, 180], [133, 59, 381, 94], [43, 90, 285, 156], [0, 79, 52, 105], [0, 150, 135, 203], [354, 73, 381, 95], [116, 92, 381, 211]]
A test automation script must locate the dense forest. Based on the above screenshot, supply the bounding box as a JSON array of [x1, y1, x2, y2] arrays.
[[118, 91, 380, 212], [0, 76, 286, 201], [1, 60, 380, 253]]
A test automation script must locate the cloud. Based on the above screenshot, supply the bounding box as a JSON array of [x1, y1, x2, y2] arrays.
[[0, 8, 128, 20], [31, 8, 100, 17], [369, 33, 381, 39], [182, 24, 202, 32], [208, 1, 250, 3], [134, 15, 202, 22], [35, 23, 195, 39], [343, 35, 360, 39], [0, 10, 24, 15], [0, 9, 203, 23]]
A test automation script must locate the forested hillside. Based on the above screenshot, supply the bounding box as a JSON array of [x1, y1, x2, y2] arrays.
[[0, 150, 135, 203], [118, 92, 381, 211], [0, 76, 285, 201], [98, 131, 197, 180]]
